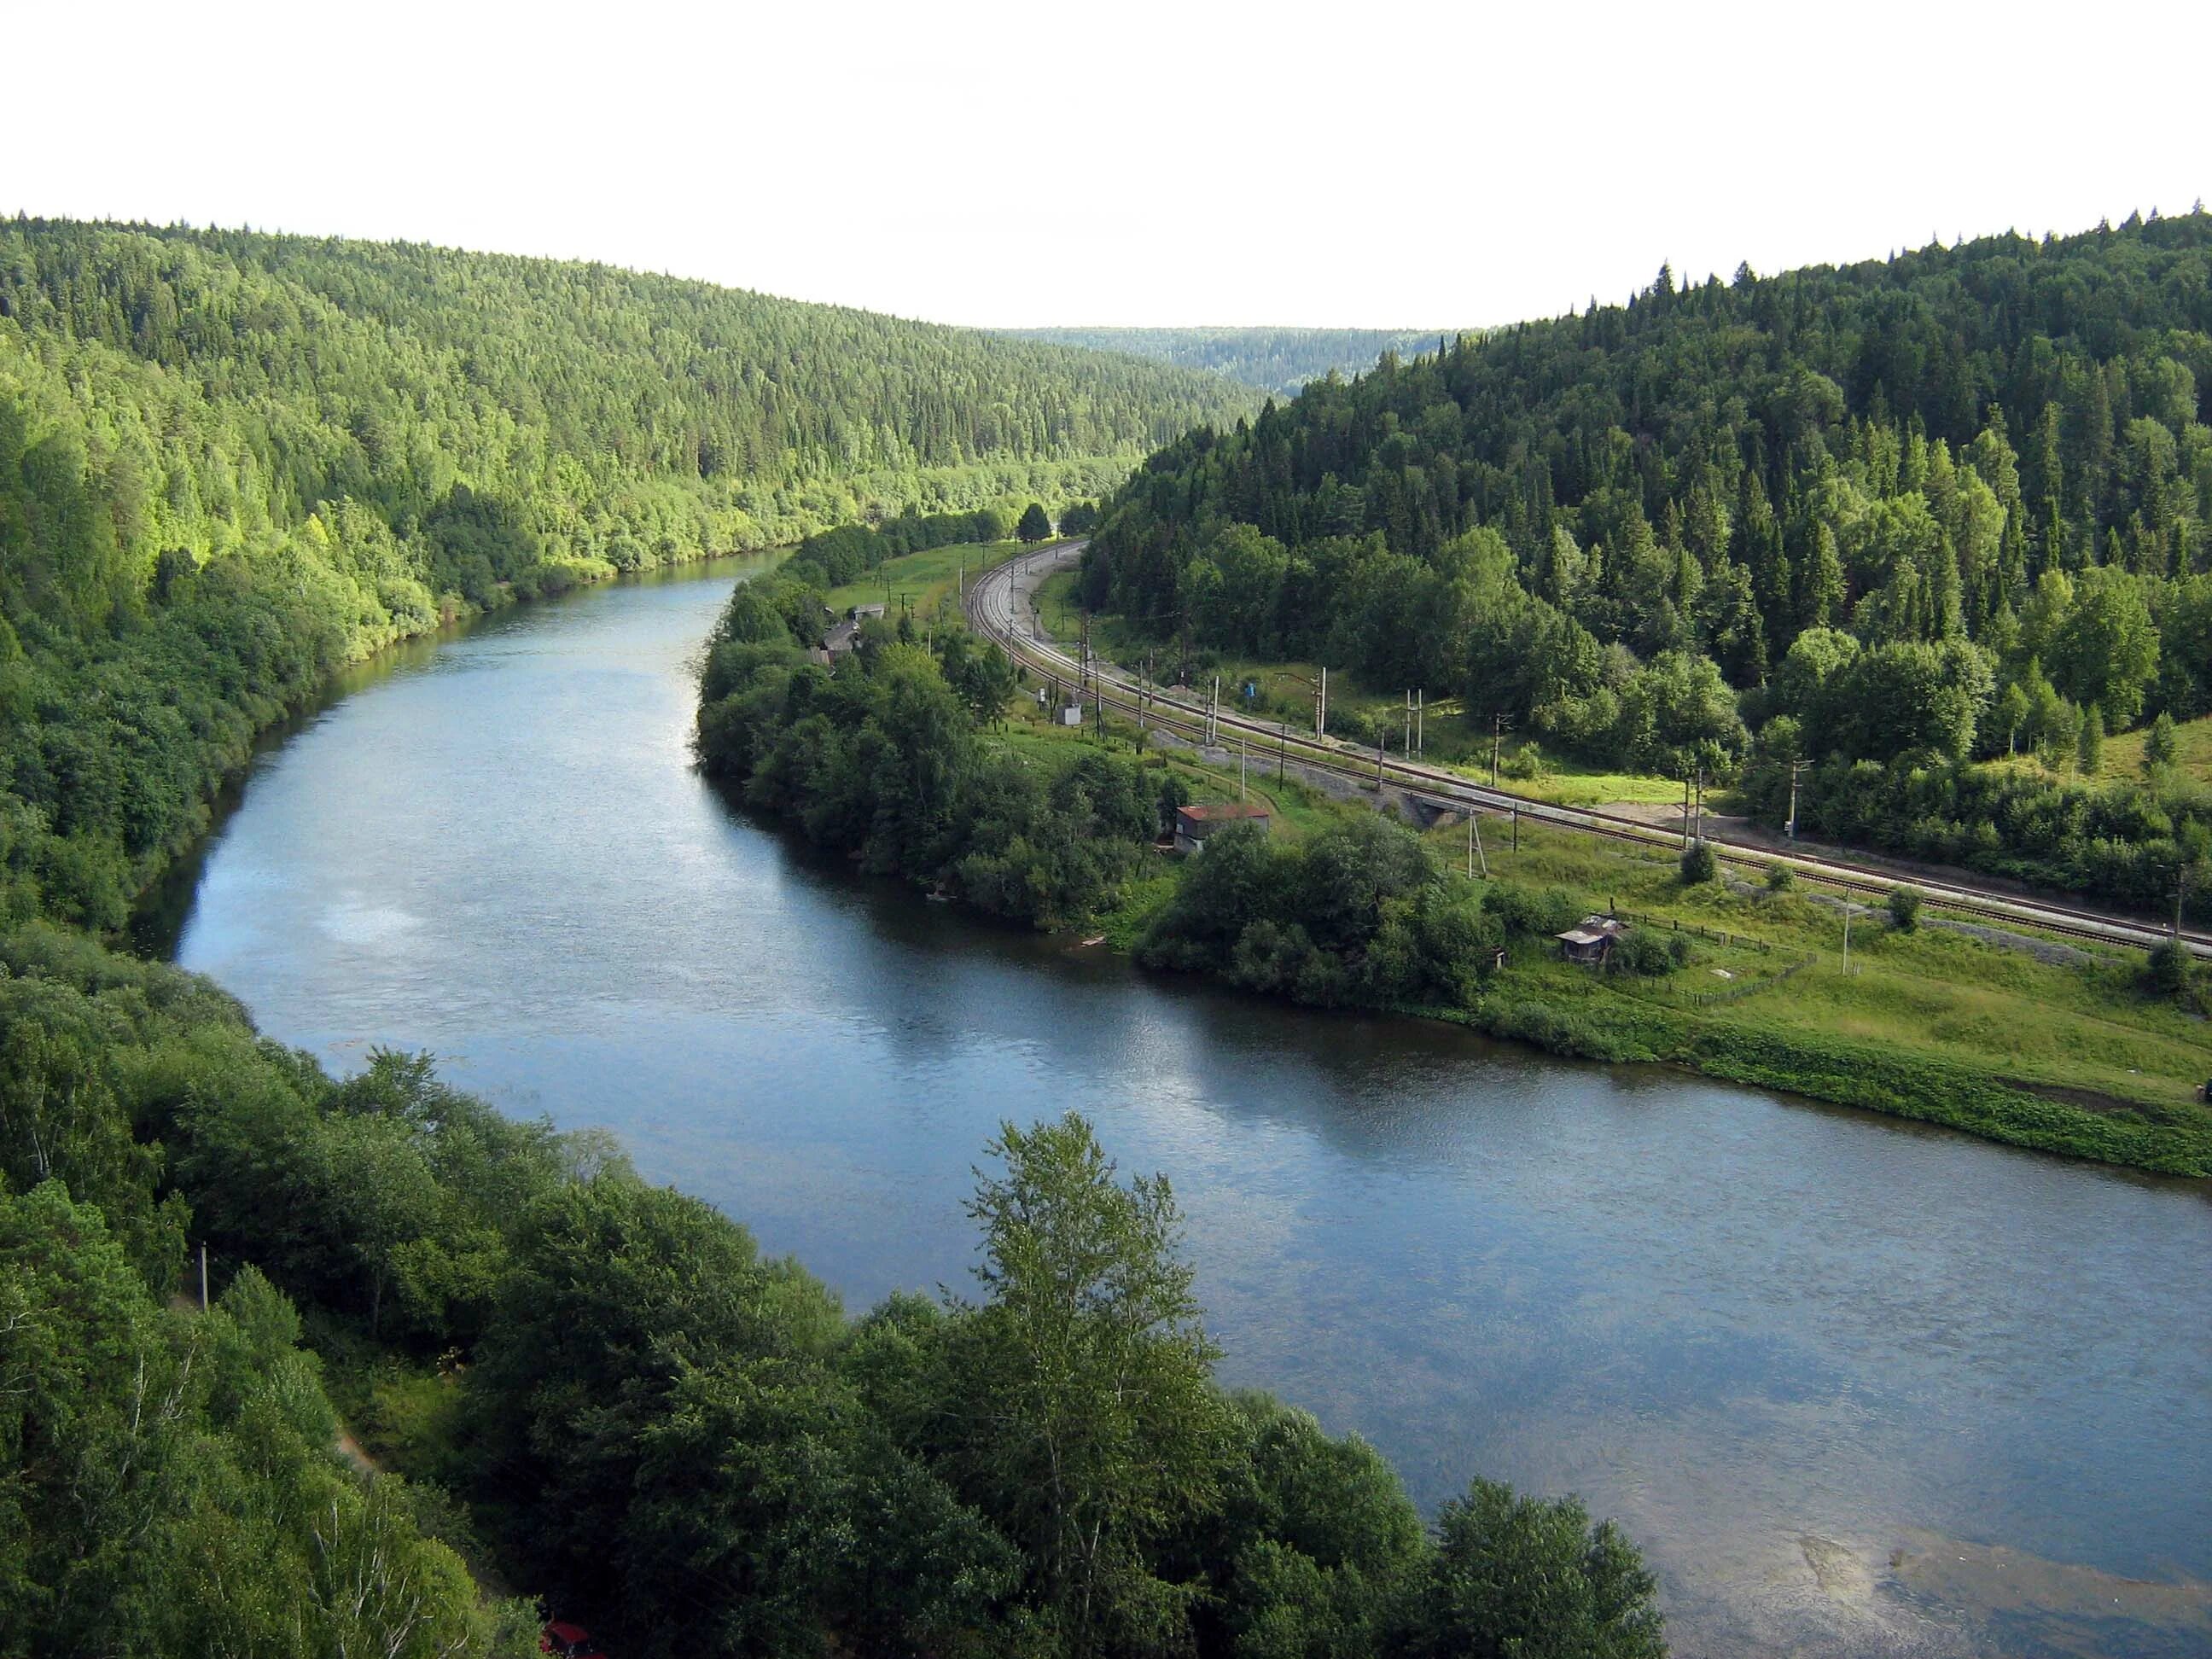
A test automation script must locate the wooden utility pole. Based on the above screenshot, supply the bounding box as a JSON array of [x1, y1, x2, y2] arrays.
[[1317, 667, 1328, 738], [1467, 809, 1488, 879], [1377, 732, 1387, 789], [1511, 806, 1519, 853], [1278, 722, 1288, 783]]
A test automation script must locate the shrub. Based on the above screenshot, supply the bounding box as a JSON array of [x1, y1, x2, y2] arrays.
[[1606, 928, 1680, 977], [1499, 742, 1548, 781], [1483, 881, 1582, 937], [1679, 841, 1717, 884], [1765, 863, 1796, 894], [1888, 886, 1923, 931], [2145, 938, 2197, 1003]]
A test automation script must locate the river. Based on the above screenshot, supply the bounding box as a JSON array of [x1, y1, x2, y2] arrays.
[[152, 556, 2212, 1658]]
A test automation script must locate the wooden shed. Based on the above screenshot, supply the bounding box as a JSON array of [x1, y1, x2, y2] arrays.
[[1556, 914, 1629, 965]]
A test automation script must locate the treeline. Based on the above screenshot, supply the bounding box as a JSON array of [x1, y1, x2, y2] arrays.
[[1007, 328, 1470, 399], [0, 925, 1666, 1657], [0, 218, 1247, 933], [1082, 213, 2212, 916], [698, 573, 1163, 927], [793, 508, 1021, 585]]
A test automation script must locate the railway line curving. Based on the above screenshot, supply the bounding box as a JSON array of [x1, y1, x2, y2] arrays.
[[966, 543, 2212, 960]]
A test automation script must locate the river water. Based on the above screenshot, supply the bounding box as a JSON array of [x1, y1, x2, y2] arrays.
[[154, 557, 2212, 1658]]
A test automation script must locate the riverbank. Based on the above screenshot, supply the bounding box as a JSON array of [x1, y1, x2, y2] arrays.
[[701, 609, 2209, 1178], [1143, 792, 2209, 1176], [1110, 713, 2211, 1176], [163, 550, 2212, 1658]]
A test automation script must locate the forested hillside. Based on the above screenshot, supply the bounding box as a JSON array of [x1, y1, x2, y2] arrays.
[[1084, 213, 2212, 918], [1008, 327, 1462, 398], [0, 218, 1252, 930]]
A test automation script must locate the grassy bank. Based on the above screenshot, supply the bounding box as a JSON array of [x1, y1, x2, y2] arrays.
[[993, 690, 2212, 1178], [824, 538, 1046, 622]]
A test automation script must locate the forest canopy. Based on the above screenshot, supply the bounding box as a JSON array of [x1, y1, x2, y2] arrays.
[[0, 218, 1253, 931], [1082, 212, 2212, 917]]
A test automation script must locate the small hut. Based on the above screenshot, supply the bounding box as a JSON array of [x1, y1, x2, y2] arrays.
[[1173, 800, 1271, 854], [1556, 914, 1629, 965]]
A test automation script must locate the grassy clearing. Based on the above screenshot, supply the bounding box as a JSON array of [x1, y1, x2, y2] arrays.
[[824, 539, 1035, 622], [2099, 710, 2212, 784], [1464, 817, 2209, 1111]]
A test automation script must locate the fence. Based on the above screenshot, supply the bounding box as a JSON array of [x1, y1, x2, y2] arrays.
[[1606, 909, 1778, 956]]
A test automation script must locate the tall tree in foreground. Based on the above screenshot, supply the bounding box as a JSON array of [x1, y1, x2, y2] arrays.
[[942, 1114, 1229, 1651], [1018, 502, 1055, 542]]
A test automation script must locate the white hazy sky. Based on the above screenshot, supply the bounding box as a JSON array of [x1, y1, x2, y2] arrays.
[[10, 0, 2207, 331]]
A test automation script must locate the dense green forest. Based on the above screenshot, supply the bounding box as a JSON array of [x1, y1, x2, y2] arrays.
[[0, 218, 1252, 931], [1081, 214, 2212, 920], [1006, 329, 1465, 399]]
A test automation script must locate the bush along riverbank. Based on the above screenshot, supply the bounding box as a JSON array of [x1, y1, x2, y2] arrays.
[[696, 594, 2212, 1179]]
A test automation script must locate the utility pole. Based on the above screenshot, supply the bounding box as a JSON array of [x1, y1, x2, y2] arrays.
[[1842, 904, 1852, 977], [1318, 667, 1328, 738], [1377, 731, 1387, 789], [1278, 721, 1288, 783], [1417, 689, 1424, 756], [1240, 735, 1248, 800], [1491, 713, 1508, 787], [1403, 690, 1412, 759], [1511, 806, 1519, 853], [1681, 774, 1693, 849], [1467, 809, 1488, 879], [1786, 760, 1804, 841], [199, 1243, 208, 1313], [1694, 763, 1706, 847], [1212, 674, 1220, 745]]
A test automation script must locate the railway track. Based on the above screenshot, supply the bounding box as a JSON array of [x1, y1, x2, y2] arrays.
[[968, 544, 2212, 960]]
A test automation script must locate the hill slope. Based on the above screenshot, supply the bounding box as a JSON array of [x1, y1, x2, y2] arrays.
[[0, 218, 1253, 928], [1082, 215, 2212, 919], [1005, 326, 1464, 398]]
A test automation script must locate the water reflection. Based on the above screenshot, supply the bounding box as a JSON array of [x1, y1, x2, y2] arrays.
[[162, 558, 2212, 1659]]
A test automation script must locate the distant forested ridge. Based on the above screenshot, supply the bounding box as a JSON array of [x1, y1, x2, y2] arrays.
[[1084, 214, 2212, 917], [1007, 327, 1466, 399], [0, 218, 1253, 929]]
